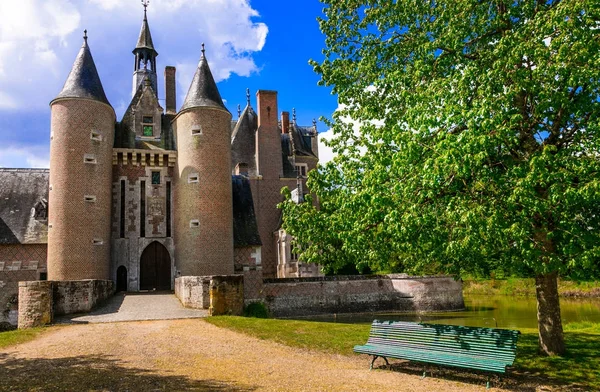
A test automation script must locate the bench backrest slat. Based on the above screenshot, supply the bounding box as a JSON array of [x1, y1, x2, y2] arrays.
[[365, 321, 520, 365]]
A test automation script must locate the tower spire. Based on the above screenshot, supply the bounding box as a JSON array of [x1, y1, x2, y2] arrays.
[[132, 0, 158, 96], [180, 45, 228, 112]]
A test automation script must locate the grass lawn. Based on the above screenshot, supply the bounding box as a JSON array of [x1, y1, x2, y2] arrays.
[[207, 317, 600, 390], [0, 327, 47, 350]]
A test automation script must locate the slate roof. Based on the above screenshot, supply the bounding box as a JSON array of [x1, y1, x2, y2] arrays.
[[180, 54, 228, 112], [134, 10, 157, 55], [232, 175, 262, 247], [0, 169, 49, 245], [53, 37, 111, 106], [231, 104, 258, 175]]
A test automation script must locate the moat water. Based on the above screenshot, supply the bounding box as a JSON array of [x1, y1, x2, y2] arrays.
[[300, 295, 600, 329]]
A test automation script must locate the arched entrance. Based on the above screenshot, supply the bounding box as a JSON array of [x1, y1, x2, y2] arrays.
[[140, 241, 171, 290], [116, 266, 128, 292]]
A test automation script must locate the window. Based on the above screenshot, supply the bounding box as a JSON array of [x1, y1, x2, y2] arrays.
[[188, 173, 199, 183], [91, 130, 102, 141], [120, 180, 125, 238], [142, 116, 153, 136], [295, 164, 307, 177], [190, 219, 200, 228], [151, 171, 160, 185], [84, 154, 97, 164], [191, 127, 202, 136], [166, 181, 172, 237], [92, 239, 104, 245], [140, 181, 146, 238], [84, 195, 97, 203], [39, 272, 47, 281]]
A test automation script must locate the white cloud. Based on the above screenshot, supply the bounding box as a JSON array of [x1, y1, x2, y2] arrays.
[[317, 127, 335, 165], [0, 146, 50, 168], [0, 0, 268, 109]]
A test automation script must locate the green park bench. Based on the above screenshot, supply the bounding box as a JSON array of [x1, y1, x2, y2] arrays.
[[354, 320, 520, 388]]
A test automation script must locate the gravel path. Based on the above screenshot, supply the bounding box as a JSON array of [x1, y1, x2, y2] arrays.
[[55, 292, 208, 324], [0, 319, 555, 391]]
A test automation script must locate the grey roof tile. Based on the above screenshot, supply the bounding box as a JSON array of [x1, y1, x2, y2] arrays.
[[180, 54, 227, 112], [53, 36, 111, 106]]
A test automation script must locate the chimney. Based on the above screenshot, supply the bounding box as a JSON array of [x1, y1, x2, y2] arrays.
[[165, 66, 176, 114], [281, 111, 290, 134], [256, 90, 278, 128]]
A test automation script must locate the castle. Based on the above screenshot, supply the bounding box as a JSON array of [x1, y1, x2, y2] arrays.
[[0, 6, 321, 325]]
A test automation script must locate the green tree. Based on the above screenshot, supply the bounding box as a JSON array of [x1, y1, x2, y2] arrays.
[[281, 0, 600, 356]]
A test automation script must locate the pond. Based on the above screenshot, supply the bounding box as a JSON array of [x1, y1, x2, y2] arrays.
[[300, 295, 600, 329]]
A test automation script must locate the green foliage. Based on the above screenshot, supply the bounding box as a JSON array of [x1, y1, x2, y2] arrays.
[[243, 302, 270, 318], [206, 317, 600, 389], [281, 1, 600, 279]]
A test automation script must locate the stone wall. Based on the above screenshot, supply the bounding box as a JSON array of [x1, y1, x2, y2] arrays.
[[175, 275, 244, 316], [174, 276, 210, 309], [260, 275, 464, 317], [176, 274, 463, 318], [209, 275, 244, 316], [17, 279, 114, 329], [52, 280, 114, 315], [0, 270, 38, 329]]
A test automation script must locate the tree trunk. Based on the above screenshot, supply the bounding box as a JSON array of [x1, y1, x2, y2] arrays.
[[535, 271, 565, 356]]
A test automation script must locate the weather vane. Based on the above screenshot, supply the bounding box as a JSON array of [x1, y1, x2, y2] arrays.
[[83, 29, 88, 42], [292, 108, 297, 124], [141, 0, 150, 11], [246, 88, 250, 105], [201, 43, 206, 57]]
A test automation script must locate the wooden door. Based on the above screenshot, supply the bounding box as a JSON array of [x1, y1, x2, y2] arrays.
[[140, 242, 171, 290]]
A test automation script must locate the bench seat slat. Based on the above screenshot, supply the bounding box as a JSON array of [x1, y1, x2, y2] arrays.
[[354, 321, 520, 375], [354, 344, 508, 372]]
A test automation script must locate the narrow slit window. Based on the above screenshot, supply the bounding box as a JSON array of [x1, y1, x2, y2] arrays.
[[190, 220, 200, 228], [91, 131, 102, 141], [188, 173, 199, 183], [140, 181, 146, 237], [84, 195, 97, 203], [191, 127, 202, 136], [84, 154, 97, 164], [120, 180, 126, 238], [92, 239, 104, 245], [49, 184, 53, 191], [166, 181, 172, 237]]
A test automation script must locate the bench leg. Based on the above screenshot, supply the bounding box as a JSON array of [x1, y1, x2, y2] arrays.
[[486, 376, 490, 389], [421, 367, 426, 379], [382, 356, 390, 370], [369, 355, 378, 370]]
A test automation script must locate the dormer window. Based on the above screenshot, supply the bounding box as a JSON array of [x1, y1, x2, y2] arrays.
[[295, 164, 308, 178], [142, 116, 154, 136]]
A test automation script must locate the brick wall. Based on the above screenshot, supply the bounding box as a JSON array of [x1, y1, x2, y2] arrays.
[[0, 244, 47, 328], [48, 99, 115, 281]]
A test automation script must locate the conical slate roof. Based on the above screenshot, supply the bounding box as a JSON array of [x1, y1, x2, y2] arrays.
[[180, 52, 228, 112], [53, 35, 110, 106], [134, 10, 157, 55]]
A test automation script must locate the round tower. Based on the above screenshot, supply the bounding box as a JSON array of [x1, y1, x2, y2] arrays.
[[48, 31, 115, 281], [174, 46, 234, 276]]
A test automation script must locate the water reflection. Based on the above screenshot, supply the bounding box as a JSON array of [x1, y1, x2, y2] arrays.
[[296, 295, 600, 329]]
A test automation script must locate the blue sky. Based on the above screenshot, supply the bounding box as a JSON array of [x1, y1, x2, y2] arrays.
[[0, 0, 338, 168]]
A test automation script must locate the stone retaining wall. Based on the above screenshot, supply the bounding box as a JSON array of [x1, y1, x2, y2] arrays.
[[174, 276, 210, 309], [177, 274, 463, 317], [175, 275, 244, 316], [261, 275, 463, 317], [17, 279, 114, 329]]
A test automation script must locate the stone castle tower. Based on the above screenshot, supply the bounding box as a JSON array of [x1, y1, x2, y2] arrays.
[[47, 32, 115, 281], [42, 5, 320, 292], [173, 47, 234, 276]]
